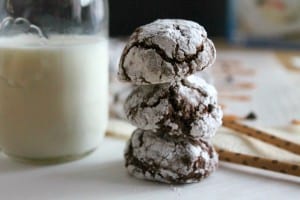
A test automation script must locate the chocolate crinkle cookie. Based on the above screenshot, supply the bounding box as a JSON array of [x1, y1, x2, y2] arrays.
[[119, 19, 222, 184], [124, 74, 222, 139], [118, 19, 216, 85], [125, 129, 219, 184]]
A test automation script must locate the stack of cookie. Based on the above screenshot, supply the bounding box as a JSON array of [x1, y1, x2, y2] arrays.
[[118, 19, 223, 184]]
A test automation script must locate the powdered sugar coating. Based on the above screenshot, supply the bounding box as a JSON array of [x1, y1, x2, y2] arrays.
[[125, 129, 218, 184], [124, 75, 223, 139], [118, 19, 216, 85]]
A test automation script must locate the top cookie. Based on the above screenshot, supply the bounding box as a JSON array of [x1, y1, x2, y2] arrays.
[[118, 19, 216, 85]]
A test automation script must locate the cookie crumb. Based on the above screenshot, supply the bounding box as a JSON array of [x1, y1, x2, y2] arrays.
[[245, 112, 257, 120]]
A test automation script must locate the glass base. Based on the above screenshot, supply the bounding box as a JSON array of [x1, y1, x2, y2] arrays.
[[4, 148, 97, 165]]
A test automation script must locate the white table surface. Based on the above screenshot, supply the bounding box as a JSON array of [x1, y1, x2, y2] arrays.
[[0, 138, 299, 200], [1, 51, 300, 200]]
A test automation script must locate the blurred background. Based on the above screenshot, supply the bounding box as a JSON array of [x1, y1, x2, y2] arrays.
[[109, 0, 227, 37], [109, 0, 300, 48], [4, 0, 300, 47]]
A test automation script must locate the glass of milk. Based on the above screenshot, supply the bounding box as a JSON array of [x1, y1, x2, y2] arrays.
[[0, 0, 109, 163]]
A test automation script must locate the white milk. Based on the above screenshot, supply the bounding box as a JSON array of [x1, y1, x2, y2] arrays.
[[0, 35, 108, 160]]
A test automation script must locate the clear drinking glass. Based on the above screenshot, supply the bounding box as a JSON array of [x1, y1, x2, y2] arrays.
[[0, 0, 109, 163]]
